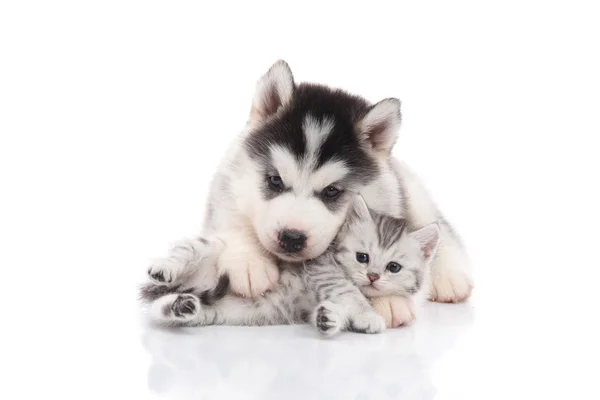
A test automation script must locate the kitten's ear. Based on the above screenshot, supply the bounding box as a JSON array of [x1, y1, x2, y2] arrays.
[[358, 98, 402, 154], [349, 195, 371, 222], [250, 60, 295, 125], [411, 223, 440, 263]]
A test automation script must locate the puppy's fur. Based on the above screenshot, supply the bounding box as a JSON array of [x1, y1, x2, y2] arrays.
[[149, 61, 472, 324], [143, 197, 440, 334]]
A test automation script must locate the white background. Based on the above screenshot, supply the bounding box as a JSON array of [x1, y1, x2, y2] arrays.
[[1, 1, 599, 399]]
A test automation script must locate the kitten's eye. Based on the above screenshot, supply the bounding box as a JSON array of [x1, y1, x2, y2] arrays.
[[267, 175, 284, 192], [386, 262, 402, 273], [322, 185, 341, 199], [356, 252, 369, 263]]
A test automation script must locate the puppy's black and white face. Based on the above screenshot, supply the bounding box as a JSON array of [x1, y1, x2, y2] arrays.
[[242, 61, 402, 262]]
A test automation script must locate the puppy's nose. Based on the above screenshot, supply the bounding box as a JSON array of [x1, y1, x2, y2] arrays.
[[278, 230, 307, 253], [367, 273, 380, 283]]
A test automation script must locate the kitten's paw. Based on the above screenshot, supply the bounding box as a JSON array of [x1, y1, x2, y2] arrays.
[[370, 296, 415, 329], [349, 309, 386, 334], [313, 301, 345, 337], [218, 246, 279, 298], [150, 293, 200, 325], [429, 267, 473, 303]]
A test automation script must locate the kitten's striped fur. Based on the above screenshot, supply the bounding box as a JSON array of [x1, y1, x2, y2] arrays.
[[141, 197, 440, 336]]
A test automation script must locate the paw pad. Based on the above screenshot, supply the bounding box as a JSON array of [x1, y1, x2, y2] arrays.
[[171, 295, 198, 317], [316, 306, 335, 333], [149, 269, 170, 284]]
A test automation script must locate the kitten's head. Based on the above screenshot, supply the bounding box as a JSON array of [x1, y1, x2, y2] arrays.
[[335, 196, 440, 298]]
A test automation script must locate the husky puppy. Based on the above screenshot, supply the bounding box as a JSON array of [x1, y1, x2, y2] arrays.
[[142, 197, 440, 335], [147, 60, 472, 328]]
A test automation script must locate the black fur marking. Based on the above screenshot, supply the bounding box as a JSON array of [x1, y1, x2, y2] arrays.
[[315, 306, 333, 332], [198, 237, 209, 245], [245, 84, 380, 197], [261, 175, 294, 201], [372, 213, 408, 249], [406, 269, 422, 294], [299, 309, 310, 323], [318, 189, 350, 212], [213, 274, 230, 299], [171, 295, 197, 317], [415, 269, 422, 291], [149, 270, 167, 283], [347, 319, 368, 334], [198, 274, 230, 306], [139, 283, 180, 302], [316, 282, 336, 292], [246, 110, 306, 164], [332, 288, 356, 297]]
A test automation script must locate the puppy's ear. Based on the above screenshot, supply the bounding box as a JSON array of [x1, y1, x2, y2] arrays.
[[250, 60, 295, 124], [410, 223, 440, 264], [358, 98, 402, 154]]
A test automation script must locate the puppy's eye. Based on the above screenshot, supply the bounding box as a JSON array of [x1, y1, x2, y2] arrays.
[[386, 262, 402, 273], [356, 252, 369, 263], [267, 175, 284, 192], [322, 185, 341, 199]]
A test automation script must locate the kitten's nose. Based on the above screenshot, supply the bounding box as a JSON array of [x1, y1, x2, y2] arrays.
[[367, 273, 380, 283], [278, 230, 307, 253]]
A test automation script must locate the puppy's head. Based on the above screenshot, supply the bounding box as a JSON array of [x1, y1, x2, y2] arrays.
[[242, 61, 402, 262]]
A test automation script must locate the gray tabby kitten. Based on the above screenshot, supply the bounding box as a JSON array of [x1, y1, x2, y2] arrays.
[[141, 197, 440, 336]]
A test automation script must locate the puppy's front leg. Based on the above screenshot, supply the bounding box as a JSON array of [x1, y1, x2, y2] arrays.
[[147, 236, 224, 285], [370, 295, 416, 328], [217, 229, 279, 298]]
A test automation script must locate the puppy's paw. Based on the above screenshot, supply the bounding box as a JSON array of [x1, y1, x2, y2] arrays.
[[218, 246, 279, 298], [429, 267, 473, 303], [313, 301, 345, 337], [148, 258, 184, 284], [148, 237, 223, 284], [370, 296, 416, 329], [349, 309, 386, 334]]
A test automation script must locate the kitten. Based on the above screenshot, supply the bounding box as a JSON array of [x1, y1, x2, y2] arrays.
[[140, 197, 440, 336]]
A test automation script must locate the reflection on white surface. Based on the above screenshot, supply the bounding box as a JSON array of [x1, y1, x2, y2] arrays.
[[141, 302, 474, 399]]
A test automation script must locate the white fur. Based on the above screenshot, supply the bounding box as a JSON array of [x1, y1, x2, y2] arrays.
[[146, 195, 437, 333], [149, 294, 199, 324], [216, 227, 280, 298], [151, 61, 473, 309], [360, 98, 402, 153], [411, 223, 441, 263], [312, 301, 347, 337], [253, 142, 350, 261], [390, 159, 473, 302], [250, 60, 294, 125], [303, 115, 335, 157], [370, 296, 416, 328], [312, 299, 385, 337], [359, 157, 404, 214], [148, 237, 223, 289]]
